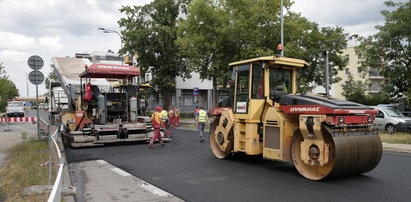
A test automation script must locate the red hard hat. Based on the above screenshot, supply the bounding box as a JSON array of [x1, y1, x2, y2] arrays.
[[156, 107, 162, 111]]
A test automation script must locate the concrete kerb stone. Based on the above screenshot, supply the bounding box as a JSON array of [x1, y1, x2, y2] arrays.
[[382, 142, 411, 153]]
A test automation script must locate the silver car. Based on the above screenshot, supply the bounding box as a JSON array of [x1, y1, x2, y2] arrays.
[[373, 106, 411, 133]]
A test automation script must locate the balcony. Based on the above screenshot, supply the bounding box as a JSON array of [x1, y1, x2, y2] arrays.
[[368, 69, 384, 80]]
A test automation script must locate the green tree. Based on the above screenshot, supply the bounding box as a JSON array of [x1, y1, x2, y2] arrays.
[[364, 92, 394, 106], [178, 0, 348, 102], [288, 25, 348, 92], [0, 63, 19, 112], [356, 1, 411, 106], [44, 70, 58, 90], [119, 0, 191, 109], [341, 74, 367, 103]]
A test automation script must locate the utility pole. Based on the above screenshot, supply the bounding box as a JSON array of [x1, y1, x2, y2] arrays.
[[324, 50, 329, 98], [26, 73, 29, 97]]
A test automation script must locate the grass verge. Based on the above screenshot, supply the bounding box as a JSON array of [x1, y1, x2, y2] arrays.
[[0, 140, 51, 202], [380, 132, 411, 144]]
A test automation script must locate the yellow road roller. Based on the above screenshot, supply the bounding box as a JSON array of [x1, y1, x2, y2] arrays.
[[210, 56, 382, 180]]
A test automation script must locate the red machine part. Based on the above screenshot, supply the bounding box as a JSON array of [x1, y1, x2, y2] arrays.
[[79, 63, 140, 79], [84, 83, 92, 103], [75, 111, 92, 130], [326, 115, 375, 125], [280, 105, 377, 115]]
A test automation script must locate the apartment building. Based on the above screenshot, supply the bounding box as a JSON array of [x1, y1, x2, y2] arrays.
[[334, 46, 384, 100], [312, 46, 384, 100]]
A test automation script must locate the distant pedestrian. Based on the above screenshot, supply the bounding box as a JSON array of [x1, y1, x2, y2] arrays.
[[195, 106, 209, 142], [168, 107, 175, 128], [174, 107, 180, 127], [148, 107, 165, 148]]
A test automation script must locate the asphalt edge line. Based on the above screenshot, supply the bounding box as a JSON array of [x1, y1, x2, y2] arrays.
[[96, 159, 107, 165], [140, 182, 171, 197], [111, 167, 131, 177]]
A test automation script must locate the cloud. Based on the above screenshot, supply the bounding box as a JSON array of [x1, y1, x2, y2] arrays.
[[0, 0, 124, 37], [291, 0, 387, 36], [0, 32, 37, 51], [38, 36, 64, 51], [0, 50, 30, 62]]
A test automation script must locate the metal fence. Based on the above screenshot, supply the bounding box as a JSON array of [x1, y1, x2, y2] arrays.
[[39, 119, 65, 202]]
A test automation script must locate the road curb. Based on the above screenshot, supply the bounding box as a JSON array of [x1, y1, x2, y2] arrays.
[[382, 143, 411, 153]]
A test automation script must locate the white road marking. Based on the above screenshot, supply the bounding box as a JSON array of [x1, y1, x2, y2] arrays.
[[96, 160, 107, 165], [111, 167, 131, 177], [140, 182, 170, 197]]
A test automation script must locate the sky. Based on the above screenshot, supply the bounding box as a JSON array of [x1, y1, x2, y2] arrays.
[[0, 0, 391, 97]]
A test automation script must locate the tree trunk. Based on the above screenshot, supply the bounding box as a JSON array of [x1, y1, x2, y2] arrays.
[[161, 87, 172, 111], [212, 76, 218, 109]]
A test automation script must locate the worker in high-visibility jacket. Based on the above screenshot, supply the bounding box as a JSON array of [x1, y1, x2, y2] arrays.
[[161, 109, 169, 130], [148, 106, 165, 147], [195, 106, 209, 142]]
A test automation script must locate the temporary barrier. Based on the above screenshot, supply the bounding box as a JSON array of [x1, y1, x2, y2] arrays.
[[0, 117, 37, 123], [36, 118, 64, 202]]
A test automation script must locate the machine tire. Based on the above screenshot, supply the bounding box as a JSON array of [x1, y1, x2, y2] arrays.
[[209, 116, 234, 159], [385, 124, 395, 134]]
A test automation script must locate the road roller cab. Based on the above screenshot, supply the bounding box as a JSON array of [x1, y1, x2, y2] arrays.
[[210, 56, 382, 180]]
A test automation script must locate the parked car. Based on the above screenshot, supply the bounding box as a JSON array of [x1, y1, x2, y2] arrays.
[[372, 106, 411, 133]]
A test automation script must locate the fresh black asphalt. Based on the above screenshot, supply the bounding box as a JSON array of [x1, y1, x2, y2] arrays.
[[65, 128, 411, 202]]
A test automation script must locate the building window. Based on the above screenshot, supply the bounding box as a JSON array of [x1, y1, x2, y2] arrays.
[[344, 54, 349, 63], [181, 90, 194, 106], [345, 68, 349, 75]]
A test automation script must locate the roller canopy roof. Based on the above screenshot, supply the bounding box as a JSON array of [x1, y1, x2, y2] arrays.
[[79, 63, 140, 79], [229, 56, 309, 68]]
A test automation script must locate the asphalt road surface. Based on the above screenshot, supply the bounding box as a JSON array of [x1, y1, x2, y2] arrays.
[[65, 129, 411, 202]]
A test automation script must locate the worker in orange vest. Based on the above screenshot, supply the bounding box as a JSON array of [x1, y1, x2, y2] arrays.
[[174, 107, 180, 127], [168, 107, 175, 128], [148, 106, 165, 148]]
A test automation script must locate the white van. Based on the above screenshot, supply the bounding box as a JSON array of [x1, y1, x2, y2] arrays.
[[6, 101, 25, 117], [373, 106, 411, 133]]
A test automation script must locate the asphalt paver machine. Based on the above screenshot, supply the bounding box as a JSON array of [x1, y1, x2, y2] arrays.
[[52, 58, 151, 147], [210, 56, 382, 180]]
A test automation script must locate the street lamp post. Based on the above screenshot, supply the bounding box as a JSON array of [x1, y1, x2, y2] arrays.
[[98, 27, 123, 64]]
